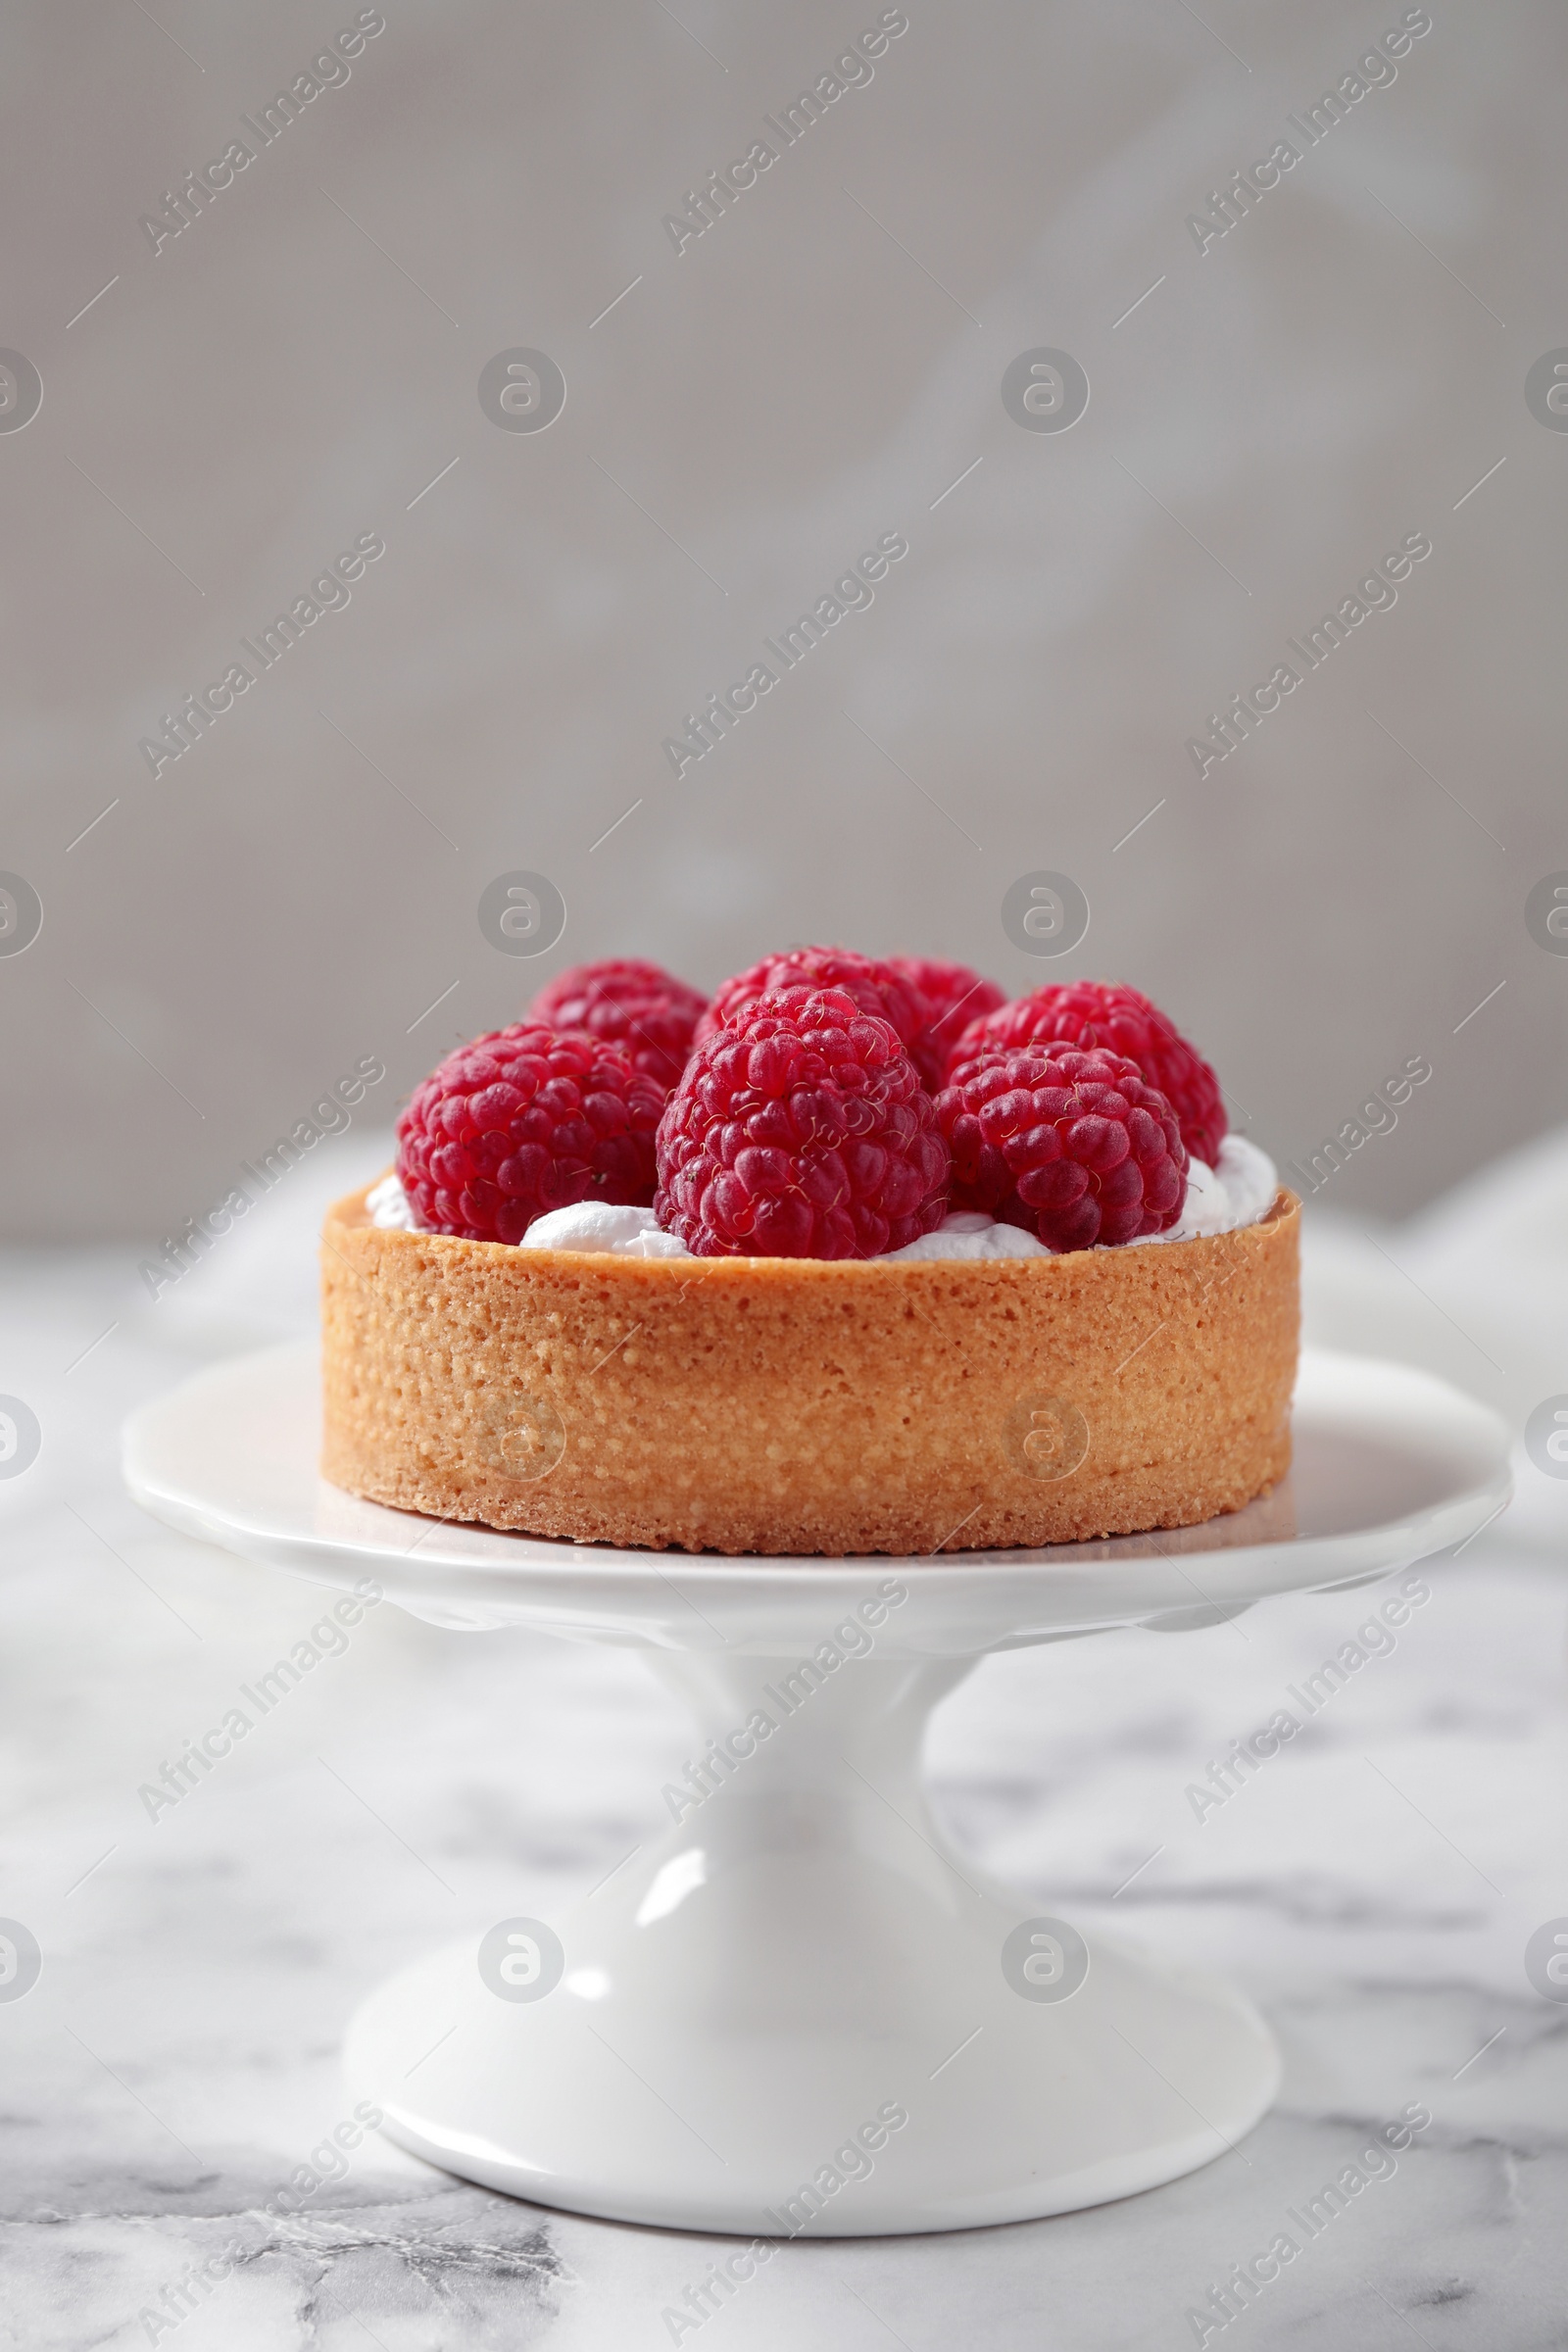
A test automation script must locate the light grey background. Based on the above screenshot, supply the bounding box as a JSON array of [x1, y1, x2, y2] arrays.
[[2, 0, 1563, 1239]]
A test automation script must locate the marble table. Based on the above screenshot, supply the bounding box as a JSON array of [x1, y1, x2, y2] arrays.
[[3, 1137, 1565, 2350]]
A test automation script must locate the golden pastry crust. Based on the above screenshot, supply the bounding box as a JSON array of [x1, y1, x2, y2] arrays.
[[320, 1184, 1299, 1555]]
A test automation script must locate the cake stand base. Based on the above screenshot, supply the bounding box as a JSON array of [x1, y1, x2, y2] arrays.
[[345, 1652, 1277, 2234]]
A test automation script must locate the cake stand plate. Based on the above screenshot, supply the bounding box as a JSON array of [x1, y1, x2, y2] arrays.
[[124, 1345, 1508, 2236]]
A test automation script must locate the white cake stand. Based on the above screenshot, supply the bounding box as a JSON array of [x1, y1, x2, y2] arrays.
[[124, 1343, 1508, 2237]]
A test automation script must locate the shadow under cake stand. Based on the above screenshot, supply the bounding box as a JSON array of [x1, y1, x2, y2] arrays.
[[124, 1342, 1509, 2237]]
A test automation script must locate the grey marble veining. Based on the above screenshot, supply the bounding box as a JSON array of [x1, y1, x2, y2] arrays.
[[2, 1139, 1566, 2349]]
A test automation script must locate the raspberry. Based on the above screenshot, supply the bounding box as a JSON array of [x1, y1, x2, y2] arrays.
[[694, 946, 924, 1059], [886, 956, 1006, 1091], [528, 957, 707, 1090], [936, 1045, 1187, 1251], [398, 1025, 663, 1245], [949, 981, 1226, 1165], [656, 985, 951, 1258]]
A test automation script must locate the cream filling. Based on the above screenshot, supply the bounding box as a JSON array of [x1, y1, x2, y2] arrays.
[[365, 1170, 416, 1230], [368, 1135, 1279, 1258]]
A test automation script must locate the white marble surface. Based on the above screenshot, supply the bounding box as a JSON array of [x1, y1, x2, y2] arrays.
[[3, 1132, 1566, 2350]]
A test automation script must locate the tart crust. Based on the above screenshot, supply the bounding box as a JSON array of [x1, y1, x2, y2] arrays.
[[320, 1183, 1299, 1555]]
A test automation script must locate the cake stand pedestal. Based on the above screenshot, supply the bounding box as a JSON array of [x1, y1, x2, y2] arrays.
[[124, 1344, 1508, 2236]]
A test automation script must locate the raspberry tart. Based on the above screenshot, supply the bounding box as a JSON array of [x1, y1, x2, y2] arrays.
[[321, 954, 1298, 1554]]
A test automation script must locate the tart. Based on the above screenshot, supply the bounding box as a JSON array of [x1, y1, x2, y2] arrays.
[[320, 1182, 1298, 1555]]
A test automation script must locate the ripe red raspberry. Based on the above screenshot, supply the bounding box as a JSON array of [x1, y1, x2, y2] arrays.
[[936, 1045, 1187, 1251], [657, 985, 951, 1258], [528, 957, 707, 1090], [694, 946, 924, 1059], [398, 1025, 663, 1245], [950, 981, 1226, 1166], [886, 956, 1007, 1090]]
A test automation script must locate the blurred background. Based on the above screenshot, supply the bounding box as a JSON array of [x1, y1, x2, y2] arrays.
[[2, 0, 1563, 1242]]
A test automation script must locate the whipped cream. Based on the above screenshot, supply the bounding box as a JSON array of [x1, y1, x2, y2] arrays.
[[1161, 1129, 1278, 1242], [1130, 1133, 1279, 1246], [520, 1200, 690, 1258], [364, 1135, 1279, 1259], [884, 1210, 1053, 1263], [366, 1171, 416, 1229]]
